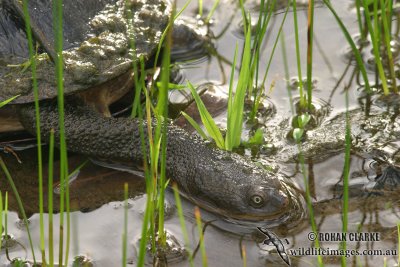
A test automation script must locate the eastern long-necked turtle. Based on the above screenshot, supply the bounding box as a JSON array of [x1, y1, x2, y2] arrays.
[[0, 0, 304, 227]]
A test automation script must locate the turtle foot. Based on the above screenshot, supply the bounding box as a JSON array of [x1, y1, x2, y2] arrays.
[[369, 165, 400, 192]]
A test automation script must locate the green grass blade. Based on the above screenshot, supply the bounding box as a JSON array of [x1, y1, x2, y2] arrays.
[[280, 33, 294, 114], [48, 130, 55, 267], [0, 157, 36, 262], [225, 18, 251, 150], [172, 184, 194, 267], [0, 191, 2, 251], [292, 0, 305, 107], [262, 3, 290, 86], [340, 90, 351, 267], [122, 183, 128, 267], [51, 0, 71, 264], [322, 0, 370, 93], [187, 81, 225, 149], [296, 150, 324, 266], [205, 0, 220, 23], [4, 192, 8, 246], [226, 44, 238, 130], [194, 207, 208, 267], [241, 245, 247, 267], [306, 0, 315, 110], [156, 2, 175, 246], [398, 222, 400, 265], [198, 0, 203, 17], [19, 0, 44, 264], [355, 0, 365, 40], [379, 0, 397, 93], [136, 104, 153, 267], [0, 95, 20, 108], [181, 112, 209, 140], [361, 0, 389, 95], [153, 0, 191, 71]]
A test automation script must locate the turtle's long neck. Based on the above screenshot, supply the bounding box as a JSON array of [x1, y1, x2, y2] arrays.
[[16, 99, 209, 193], [18, 99, 145, 166]]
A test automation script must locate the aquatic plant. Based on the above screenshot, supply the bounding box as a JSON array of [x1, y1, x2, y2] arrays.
[[306, 0, 315, 111], [184, 17, 252, 151], [292, 134, 324, 267], [0, 191, 3, 251], [322, 0, 371, 93], [361, 0, 390, 95], [136, 2, 177, 265], [340, 91, 351, 267], [19, 0, 45, 263], [194, 207, 208, 267], [48, 130, 55, 267], [0, 157, 36, 263], [172, 183, 194, 267], [0, 95, 20, 108], [186, 0, 289, 150], [122, 183, 129, 267], [292, 0, 305, 108]]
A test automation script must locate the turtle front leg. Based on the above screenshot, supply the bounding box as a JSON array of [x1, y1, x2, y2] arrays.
[[371, 165, 400, 192]]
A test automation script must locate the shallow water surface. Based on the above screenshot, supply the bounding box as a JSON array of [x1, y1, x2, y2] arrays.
[[1, 0, 400, 266]]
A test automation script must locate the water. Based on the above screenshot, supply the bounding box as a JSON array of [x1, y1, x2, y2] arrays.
[[1, 0, 400, 266]]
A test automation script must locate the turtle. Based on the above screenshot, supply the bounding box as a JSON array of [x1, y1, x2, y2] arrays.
[[0, 0, 171, 115], [0, 0, 305, 228]]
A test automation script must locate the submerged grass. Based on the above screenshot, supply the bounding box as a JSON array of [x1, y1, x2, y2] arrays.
[[194, 207, 208, 267], [0, 191, 3, 251], [19, 0, 45, 264], [136, 2, 176, 265], [0, 157, 36, 263], [52, 0, 72, 265], [340, 91, 351, 267], [172, 183, 194, 267], [122, 183, 129, 267], [48, 130, 55, 267]]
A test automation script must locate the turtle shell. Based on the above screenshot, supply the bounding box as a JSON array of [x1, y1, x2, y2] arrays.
[[0, 0, 171, 104]]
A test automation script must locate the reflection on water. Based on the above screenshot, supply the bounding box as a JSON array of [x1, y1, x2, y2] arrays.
[[1, 0, 400, 266]]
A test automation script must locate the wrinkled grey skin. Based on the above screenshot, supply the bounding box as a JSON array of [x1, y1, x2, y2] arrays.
[[18, 100, 303, 222]]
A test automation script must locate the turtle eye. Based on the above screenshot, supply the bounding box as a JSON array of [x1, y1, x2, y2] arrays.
[[250, 194, 265, 208]]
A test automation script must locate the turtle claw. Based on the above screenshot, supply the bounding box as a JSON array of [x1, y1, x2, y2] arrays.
[[370, 165, 400, 192]]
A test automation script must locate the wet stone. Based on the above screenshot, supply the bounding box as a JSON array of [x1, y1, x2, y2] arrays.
[[289, 77, 319, 91], [145, 231, 188, 265], [1, 234, 17, 249], [72, 255, 94, 267]]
